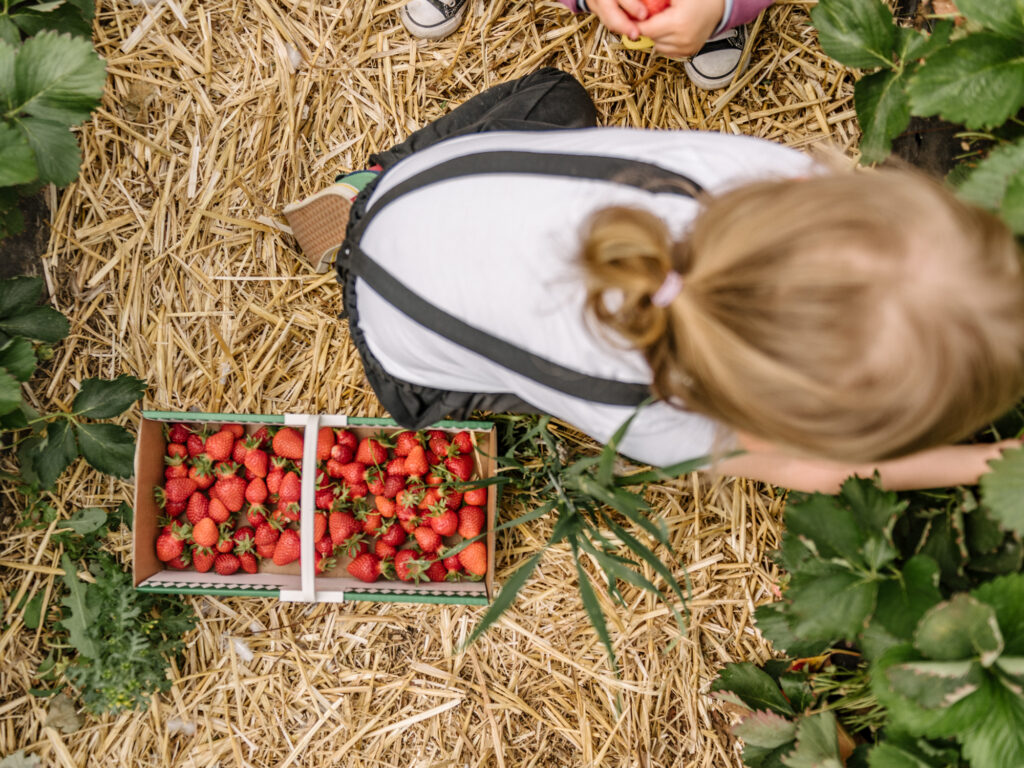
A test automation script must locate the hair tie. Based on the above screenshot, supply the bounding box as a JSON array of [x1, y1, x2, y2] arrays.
[[651, 271, 684, 307]]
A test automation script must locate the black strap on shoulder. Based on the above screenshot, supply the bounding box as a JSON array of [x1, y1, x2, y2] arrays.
[[346, 150, 701, 407]]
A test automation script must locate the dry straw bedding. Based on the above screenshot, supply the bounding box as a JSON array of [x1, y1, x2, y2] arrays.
[[0, 0, 859, 765]]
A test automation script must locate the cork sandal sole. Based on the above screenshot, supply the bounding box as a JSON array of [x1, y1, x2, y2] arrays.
[[283, 187, 353, 274]]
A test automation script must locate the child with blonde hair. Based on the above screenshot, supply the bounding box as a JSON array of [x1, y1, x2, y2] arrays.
[[286, 70, 1024, 492]]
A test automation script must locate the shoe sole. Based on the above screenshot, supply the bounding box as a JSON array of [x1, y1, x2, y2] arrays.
[[399, 5, 466, 40], [283, 187, 353, 274]]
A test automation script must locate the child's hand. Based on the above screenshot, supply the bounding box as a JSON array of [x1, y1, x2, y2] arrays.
[[586, 0, 650, 41], [636, 0, 727, 59]]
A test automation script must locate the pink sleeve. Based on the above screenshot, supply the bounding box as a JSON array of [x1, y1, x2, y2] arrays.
[[555, 0, 581, 11], [724, 0, 775, 29]]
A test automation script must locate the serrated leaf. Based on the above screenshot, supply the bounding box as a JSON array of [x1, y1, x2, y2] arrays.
[[0, 367, 21, 416], [784, 492, 865, 566], [31, 418, 78, 488], [867, 742, 938, 768], [754, 602, 831, 659], [10, 30, 105, 124], [711, 662, 794, 717], [16, 433, 42, 485], [10, 5, 92, 38], [734, 709, 798, 749], [0, 336, 36, 381], [810, 0, 896, 69], [0, 275, 43, 317], [0, 16, 20, 46], [855, 69, 910, 165], [787, 568, 877, 644], [967, 504, 1009, 555], [914, 594, 1003, 666], [981, 446, 1024, 536], [780, 711, 843, 768], [0, 306, 68, 343], [15, 116, 80, 185], [969, 536, 1024, 576], [58, 553, 98, 658], [996, 656, 1024, 688], [42, 692, 82, 734], [959, 681, 1024, 768], [957, 137, 1024, 212], [64, 0, 94, 21], [74, 421, 134, 478], [908, 35, 1024, 130], [874, 555, 942, 641], [955, 0, 1024, 37], [0, 120, 38, 186], [1003, 172, 1024, 235], [897, 20, 953, 62], [972, 573, 1024, 655], [60, 506, 105, 534], [886, 660, 983, 709], [841, 475, 907, 538], [71, 375, 145, 419], [0, 37, 15, 108]]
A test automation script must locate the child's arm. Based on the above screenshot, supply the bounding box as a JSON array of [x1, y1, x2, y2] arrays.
[[635, 0, 775, 58], [714, 433, 1021, 493]]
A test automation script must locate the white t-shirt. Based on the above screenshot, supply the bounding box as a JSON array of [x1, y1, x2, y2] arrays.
[[354, 128, 814, 467]]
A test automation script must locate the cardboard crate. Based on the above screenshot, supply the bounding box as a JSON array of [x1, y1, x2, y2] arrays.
[[133, 411, 497, 605]]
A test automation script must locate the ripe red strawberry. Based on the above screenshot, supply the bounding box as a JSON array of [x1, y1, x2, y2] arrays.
[[425, 449, 440, 467], [315, 468, 332, 489], [381, 475, 405, 498], [316, 535, 335, 556], [166, 552, 191, 570], [348, 482, 369, 499], [394, 550, 428, 583], [249, 426, 270, 448], [375, 539, 398, 560], [458, 540, 488, 576], [626, 0, 668, 18], [418, 487, 441, 511], [193, 547, 216, 573], [452, 430, 474, 454], [458, 505, 485, 539], [347, 553, 382, 583], [429, 509, 458, 537], [375, 496, 396, 518], [266, 467, 284, 496], [355, 437, 387, 466], [329, 511, 359, 546], [427, 430, 451, 457], [164, 477, 198, 504], [426, 559, 448, 582], [386, 457, 408, 477], [239, 552, 259, 574], [256, 542, 277, 559], [325, 458, 346, 478], [164, 463, 188, 481], [314, 512, 327, 543], [365, 466, 387, 496], [338, 461, 367, 486], [215, 553, 241, 575], [165, 500, 187, 517], [336, 428, 358, 451], [192, 517, 219, 548], [330, 443, 354, 464], [404, 445, 428, 477], [361, 513, 383, 535], [273, 529, 301, 566], [443, 554, 462, 572], [221, 423, 244, 439], [445, 454, 474, 482], [255, 522, 280, 547], [315, 552, 337, 574], [277, 502, 301, 524], [380, 522, 407, 547], [166, 443, 188, 460], [278, 471, 301, 503], [185, 492, 209, 525], [189, 456, 216, 490], [246, 477, 268, 505], [315, 488, 336, 510], [244, 448, 268, 478], [168, 423, 191, 444], [213, 475, 247, 512], [399, 517, 419, 534], [186, 433, 206, 457], [216, 527, 235, 553], [442, 488, 463, 511], [394, 431, 421, 457], [205, 429, 235, 462], [272, 427, 304, 460], [316, 427, 335, 461], [208, 497, 231, 524], [213, 461, 239, 479], [413, 525, 443, 553], [156, 529, 186, 562], [247, 505, 267, 528], [425, 471, 444, 487], [463, 487, 487, 506], [232, 438, 248, 464]]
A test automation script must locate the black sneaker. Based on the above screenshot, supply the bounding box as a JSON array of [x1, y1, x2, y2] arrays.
[[399, 0, 468, 40], [683, 25, 748, 90]]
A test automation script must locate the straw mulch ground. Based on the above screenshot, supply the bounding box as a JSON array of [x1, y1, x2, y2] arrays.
[[1, 0, 859, 765]]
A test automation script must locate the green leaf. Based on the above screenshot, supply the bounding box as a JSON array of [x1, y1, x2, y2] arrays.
[[0, 37, 15, 108], [810, 0, 897, 70], [955, 0, 1024, 38], [0, 306, 69, 343], [16, 433, 43, 485], [867, 742, 940, 768], [31, 418, 78, 488], [0, 17, 20, 47], [908, 35, 1024, 130], [784, 493, 865, 566], [58, 553, 98, 659], [60, 506, 105, 534], [897, 21, 953, 63], [71, 375, 145, 419], [972, 573, 1024, 655], [855, 69, 910, 165], [10, 30, 105, 124], [914, 594, 1004, 666], [462, 550, 544, 650], [780, 711, 843, 768], [886, 660, 983, 709], [734, 709, 798, 750], [995, 656, 1024, 687], [0, 120, 38, 186], [0, 367, 21, 416], [574, 544, 617, 670], [9, 5, 92, 38], [754, 602, 831, 659], [74, 422, 134, 478], [980, 445, 1024, 536], [15, 116, 80, 185], [841, 476, 906, 540], [957, 138, 1024, 212], [967, 505, 1009, 555], [22, 590, 44, 629], [0, 186, 25, 239], [874, 555, 942, 641], [711, 662, 795, 717], [959, 681, 1024, 768], [64, 0, 94, 21], [1003, 173, 1024, 235], [0, 275, 43, 317], [0, 336, 36, 381], [787, 567, 877, 644]]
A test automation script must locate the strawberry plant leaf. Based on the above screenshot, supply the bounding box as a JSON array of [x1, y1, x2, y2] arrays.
[[71, 375, 145, 419], [979, 446, 1024, 536], [897, 21, 953, 63], [780, 711, 843, 768], [784, 492, 865, 566], [22, 590, 44, 629], [955, 0, 1024, 38], [0, 120, 38, 186], [14, 116, 79, 185], [0, 336, 36, 380], [874, 555, 942, 641], [855, 69, 910, 165], [60, 506, 105, 535], [9, 5, 92, 38], [58, 553, 98, 659], [74, 422, 134, 478], [886, 660, 983, 709], [10, 31, 105, 124], [866, 742, 943, 768], [1003, 173, 1024, 235], [972, 574, 1024, 655], [907, 35, 1024, 130], [754, 602, 831, 659], [711, 662, 795, 717], [0, 305, 69, 343], [810, 0, 897, 70], [0, 17, 20, 47], [733, 709, 798, 749], [959, 682, 1024, 768], [0, 367, 20, 416], [956, 137, 1024, 213], [914, 594, 1003, 665], [841, 475, 907, 538], [787, 565, 877, 645], [30, 418, 78, 488], [966, 505, 1008, 556], [0, 275, 44, 316]]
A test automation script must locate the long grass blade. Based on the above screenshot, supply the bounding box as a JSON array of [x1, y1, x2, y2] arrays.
[[573, 541, 618, 673], [461, 550, 545, 651]]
